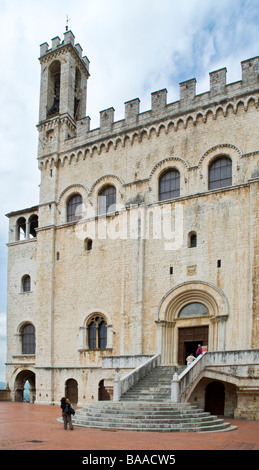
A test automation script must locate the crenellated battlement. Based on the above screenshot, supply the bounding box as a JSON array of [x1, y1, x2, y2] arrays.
[[80, 55, 259, 138], [95, 56, 259, 130], [39, 29, 90, 73], [38, 31, 258, 136], [37, 31, 259, 162]]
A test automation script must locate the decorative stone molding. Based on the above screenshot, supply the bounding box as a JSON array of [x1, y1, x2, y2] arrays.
[[156, 281, 229, 322], [37, 93, 259, 170]]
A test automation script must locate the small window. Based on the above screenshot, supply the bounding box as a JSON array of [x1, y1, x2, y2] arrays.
[[67, 194, 83, 222], [85, 238, 93, 251], [22, 275, 31, 292], [29, 214, 38, 238], [98, 185, 116, 215], [22, 324, 35, 354], [179, 302, 209, 318], [17, 217, 26, 241], [159, 169, 180, 201], [209, 157, 232, 190], [188, 232, 197, 248], [87, 315, 107, 349]]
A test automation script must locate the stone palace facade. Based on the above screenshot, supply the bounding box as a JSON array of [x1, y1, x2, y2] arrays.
[[5, 30, 259, 419]]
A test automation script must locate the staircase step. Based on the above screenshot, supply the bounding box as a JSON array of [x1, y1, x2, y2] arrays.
[[67, 365, 236, 433]]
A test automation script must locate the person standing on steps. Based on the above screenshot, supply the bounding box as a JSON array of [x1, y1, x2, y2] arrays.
[[60, 397, 74, 430], [186, 352, 195, 366], [195, 344, 203, 357]]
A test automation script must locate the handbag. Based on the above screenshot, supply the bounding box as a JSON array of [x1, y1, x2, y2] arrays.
[[64, 405, 75, 415]]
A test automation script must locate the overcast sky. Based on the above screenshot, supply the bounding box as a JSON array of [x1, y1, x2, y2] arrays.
[[0, 0, 258, 382]]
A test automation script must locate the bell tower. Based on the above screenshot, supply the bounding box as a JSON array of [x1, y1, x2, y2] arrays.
[[37, 30, 90, 154]]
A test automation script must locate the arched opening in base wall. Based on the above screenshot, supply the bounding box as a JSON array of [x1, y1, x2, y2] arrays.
[[65, 378, 78, 405], [98, 379, 112, 401], [188, 377, 238, 418], [205, 381, 225, 415], [14, 370, 36, 403]]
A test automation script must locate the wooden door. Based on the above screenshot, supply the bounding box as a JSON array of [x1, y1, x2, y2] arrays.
[[205, 381, 225, 415], [178, 326, 208, 365], [66, 379, 78, 405]]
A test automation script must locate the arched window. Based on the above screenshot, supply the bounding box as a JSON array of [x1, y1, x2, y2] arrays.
[[188, 231, 197, 248], [74, 67, 82, 120], [159, 169, 180, 201], [22, 275, 31, 292], [67, 194, 83, 222], [179, 302, 209, 318], [87, 315, 107, 349], [98, 185, 116, 215], [209, 157, 232, 190], [84, 238, 93, 251], [16, 217, 26, 241], [47, 60, 61, 116], [29, 214, 38, 238], [22, 324, 35, 354]]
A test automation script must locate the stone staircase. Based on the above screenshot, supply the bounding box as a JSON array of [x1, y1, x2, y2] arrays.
[[119, 365, 182, 402], [70, 366, 236, 432]]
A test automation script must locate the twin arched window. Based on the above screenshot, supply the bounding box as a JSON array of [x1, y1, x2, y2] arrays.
[[16, 215, 38, 241], [88, 315, 107, 349]]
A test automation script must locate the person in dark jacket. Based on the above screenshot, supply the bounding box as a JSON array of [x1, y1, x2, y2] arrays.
[[60, 397, 74, 430]]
